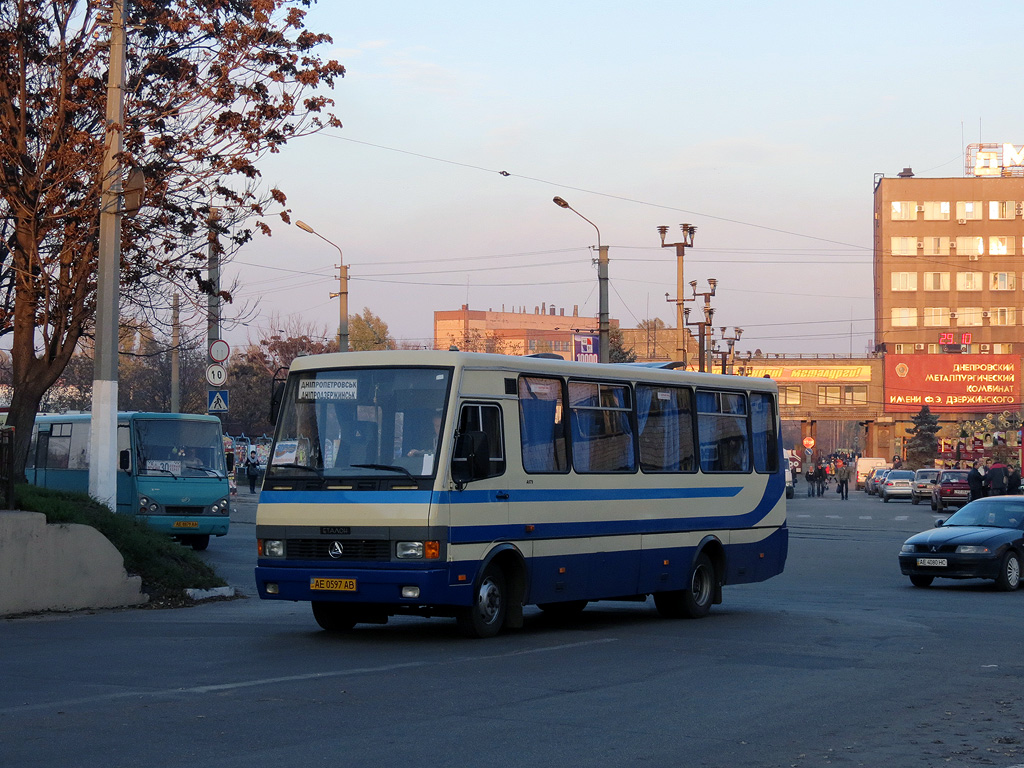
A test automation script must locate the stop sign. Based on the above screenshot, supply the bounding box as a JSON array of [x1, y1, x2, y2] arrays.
[[802, 436, 815, 449]]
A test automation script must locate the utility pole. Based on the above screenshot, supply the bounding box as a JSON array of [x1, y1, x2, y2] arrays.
[[171, 294, 180, 412], [659, 224, 697, 367], [683, 279, 717, 372], [89, 0, 127, 510]]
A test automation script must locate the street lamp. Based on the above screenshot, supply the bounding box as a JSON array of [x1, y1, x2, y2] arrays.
[[681, 279, 717, 372], [296, 220, 348, 352], [553, 197, 609, 363], [660, 223, 697, 367]]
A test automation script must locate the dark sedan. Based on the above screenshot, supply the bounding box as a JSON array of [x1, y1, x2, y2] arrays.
[[899, 497, 1024, 590]]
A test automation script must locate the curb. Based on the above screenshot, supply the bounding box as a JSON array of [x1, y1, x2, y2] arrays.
[[185, 586, 236, 601]]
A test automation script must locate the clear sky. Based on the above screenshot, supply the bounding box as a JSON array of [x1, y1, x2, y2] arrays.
[[218, 0, 1024, 357]]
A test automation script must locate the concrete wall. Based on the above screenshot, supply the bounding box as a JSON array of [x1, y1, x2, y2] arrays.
[[0, 511, 147, 616]]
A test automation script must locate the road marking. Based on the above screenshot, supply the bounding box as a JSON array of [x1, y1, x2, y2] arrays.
[[859, 516, 873, 520], [894, 515, 909, 521], [826, 515, 841, 519]]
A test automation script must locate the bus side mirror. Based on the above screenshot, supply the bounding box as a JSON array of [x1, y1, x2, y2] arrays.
[[451, 431, 490, 488], [119, 450, 131, 472], [269, 366, 288, 425]]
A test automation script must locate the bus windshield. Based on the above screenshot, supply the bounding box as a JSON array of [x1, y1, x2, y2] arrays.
[[269, 366, 451, 479], [134, 419, 228, 478]]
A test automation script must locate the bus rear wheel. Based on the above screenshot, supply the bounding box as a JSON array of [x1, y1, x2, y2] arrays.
[[456, 563, 507, 638], [654, 552, 715, 619], [312, 601, 358, 632]]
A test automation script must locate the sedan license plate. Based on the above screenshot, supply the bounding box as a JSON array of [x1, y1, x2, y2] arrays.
[[953, 490, 968, 496], [310, 577, 357, 591], [917, 558, 947, 567], [173, 521, 199, 528]]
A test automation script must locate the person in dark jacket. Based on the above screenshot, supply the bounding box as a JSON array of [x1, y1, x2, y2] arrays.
[[244, 450, 260, 493], [967, 461, 985, 501], [986, 461, 1009, 495], [813, 463, 826, 497], [1007, 465, 1021, 496]]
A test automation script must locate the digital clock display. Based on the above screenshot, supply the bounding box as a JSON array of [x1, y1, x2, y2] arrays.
[[938, 332, 972, 345]]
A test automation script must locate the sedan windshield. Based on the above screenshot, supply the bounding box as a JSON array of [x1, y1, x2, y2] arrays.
[[945, 502, 1024, 529], [269, 366, 452, 479]]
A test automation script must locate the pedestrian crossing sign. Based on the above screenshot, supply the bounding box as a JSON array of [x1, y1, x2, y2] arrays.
[[208, 390, 229, 413]]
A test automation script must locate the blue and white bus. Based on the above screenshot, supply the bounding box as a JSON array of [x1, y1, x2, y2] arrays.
[[255, 351, 787, 637], [27, 412, 232, 550]]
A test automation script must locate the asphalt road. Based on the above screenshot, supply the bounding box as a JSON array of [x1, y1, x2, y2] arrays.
[[4, 487, 1024, 768]]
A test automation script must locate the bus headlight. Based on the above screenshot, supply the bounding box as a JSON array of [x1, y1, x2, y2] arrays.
[[210, 497, 230, 515], [397, 541, 423, 559], [260, 539, 285, 558]]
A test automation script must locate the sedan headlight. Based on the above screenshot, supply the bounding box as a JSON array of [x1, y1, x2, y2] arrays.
[[901, 544, 915, 553], [956, 545, 991, 554]]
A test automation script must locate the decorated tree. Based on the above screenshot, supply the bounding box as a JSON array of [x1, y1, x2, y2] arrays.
[[0, 1, 344, 474]]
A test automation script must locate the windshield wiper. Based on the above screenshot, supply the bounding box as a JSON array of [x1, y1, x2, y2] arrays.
[[141, 467, 179, 478], [351, 463, 416, 480], [269, 463, 322, 475]]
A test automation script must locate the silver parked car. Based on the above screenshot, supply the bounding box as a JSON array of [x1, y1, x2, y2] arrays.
[[880, 469, 915, 502]]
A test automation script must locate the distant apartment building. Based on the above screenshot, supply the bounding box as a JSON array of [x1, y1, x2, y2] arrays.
[[873, 150, 1024, 356]]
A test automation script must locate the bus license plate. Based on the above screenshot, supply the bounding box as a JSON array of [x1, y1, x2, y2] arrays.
[[310, 578, 357, 591], [173, 521, 199, 528], [917, 558, 947, 567]]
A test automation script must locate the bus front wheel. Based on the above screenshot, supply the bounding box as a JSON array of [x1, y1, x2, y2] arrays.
[[188, 534, 210, 551], [312, 601, 358, 632], [654, 552, 715, 619], [456, 563, 507, 639]]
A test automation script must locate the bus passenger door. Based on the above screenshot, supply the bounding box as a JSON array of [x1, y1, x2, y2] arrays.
[[449, 402, 509, 549], [116, 423, 133, 516]]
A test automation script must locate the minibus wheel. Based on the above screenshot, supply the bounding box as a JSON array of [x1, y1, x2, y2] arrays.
[[312, 601, 358, 632], [456, 563, 507, 639], [654, 552, 714, 619], [189, 534, 210, 551]]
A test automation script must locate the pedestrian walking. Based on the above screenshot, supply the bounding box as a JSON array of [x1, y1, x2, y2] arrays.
[[835, 462, 850, 500], [244, 449, 260, 494], [967, 460, 984, 501], [1008, 465, 1021, 496], [805, 464, 815, 497]]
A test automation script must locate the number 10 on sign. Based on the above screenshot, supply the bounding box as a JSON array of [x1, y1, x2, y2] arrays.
[[206, 364, 227, 387]]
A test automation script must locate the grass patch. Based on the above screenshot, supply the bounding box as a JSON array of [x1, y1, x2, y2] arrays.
[[14, 484, 226, 600]]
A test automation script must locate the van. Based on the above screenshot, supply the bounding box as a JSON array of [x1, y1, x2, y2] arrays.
[[856, 457, 888, 490]]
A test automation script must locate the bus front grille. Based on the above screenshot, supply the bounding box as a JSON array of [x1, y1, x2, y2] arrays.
[[287, 539, 391, 561], [165, 506, 206, 516]]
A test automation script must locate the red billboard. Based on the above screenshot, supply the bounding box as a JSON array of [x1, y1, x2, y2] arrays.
[[884, 354, 1020, 413]]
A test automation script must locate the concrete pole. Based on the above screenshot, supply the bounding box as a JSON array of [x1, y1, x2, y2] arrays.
[[207, 208, 221, 412], [675, 243, 687, 366], [170, 293, 179, 412], [597, 245, 609, 363], [88, 0, 126, 510]]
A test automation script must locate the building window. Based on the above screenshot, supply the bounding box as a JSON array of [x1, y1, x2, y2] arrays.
[[956, 272, 983, 291], [923, 272, 950, 291], [990, 272, 1016, 290], [990, 307, 1016, 326], [528, 339, 537, 351], [994, 343, 1013, 354], [922, 237, 950, 256], [778, 385, 801, 405], [891, 272, 917, 291], [989, 200, 1017, 220], [956, 307, 983, 326], [927, 343, 940, 353], [923, 201, 950, 220], [893, 343, 907, 354], [890, 201, 917, 220], [817, 386, 867, 406], [955, 236, 984, 256], [890, 237, 916, 256], [922, 307, 951, 327], [891, 308, 918, 326], [956, 201, 983, 220], [989, 236, 1014, 256]]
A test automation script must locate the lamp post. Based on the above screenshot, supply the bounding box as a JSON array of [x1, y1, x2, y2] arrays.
[[719, 326, 743, 374], [553, 197, 609, 363], [296, 220, 348, 352], [659, 224, 697, 367]]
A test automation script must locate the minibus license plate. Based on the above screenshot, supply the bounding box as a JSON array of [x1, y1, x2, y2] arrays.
[[173, 521, 199, 528], [310, 578, 357, 591], [917, 558, 947, 567]]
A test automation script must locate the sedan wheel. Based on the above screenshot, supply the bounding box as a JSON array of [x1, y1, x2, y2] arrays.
[[910, 574, 933, 588], [995, 551, 1021, 592]]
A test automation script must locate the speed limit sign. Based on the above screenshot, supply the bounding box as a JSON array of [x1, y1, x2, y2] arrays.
[[205, 364, 227, 387]]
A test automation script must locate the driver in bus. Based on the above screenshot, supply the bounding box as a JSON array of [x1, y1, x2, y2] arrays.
[[407, 411, 442, 458]]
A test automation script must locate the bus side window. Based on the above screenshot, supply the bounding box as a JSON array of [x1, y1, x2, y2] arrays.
[[46, 423, 72, 470], [750, 392, 779, 473], [518, 376, 568, 473], [637, 385, 696, 473], [696, 390, 750, 473], [458, 404, 505, 479]]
